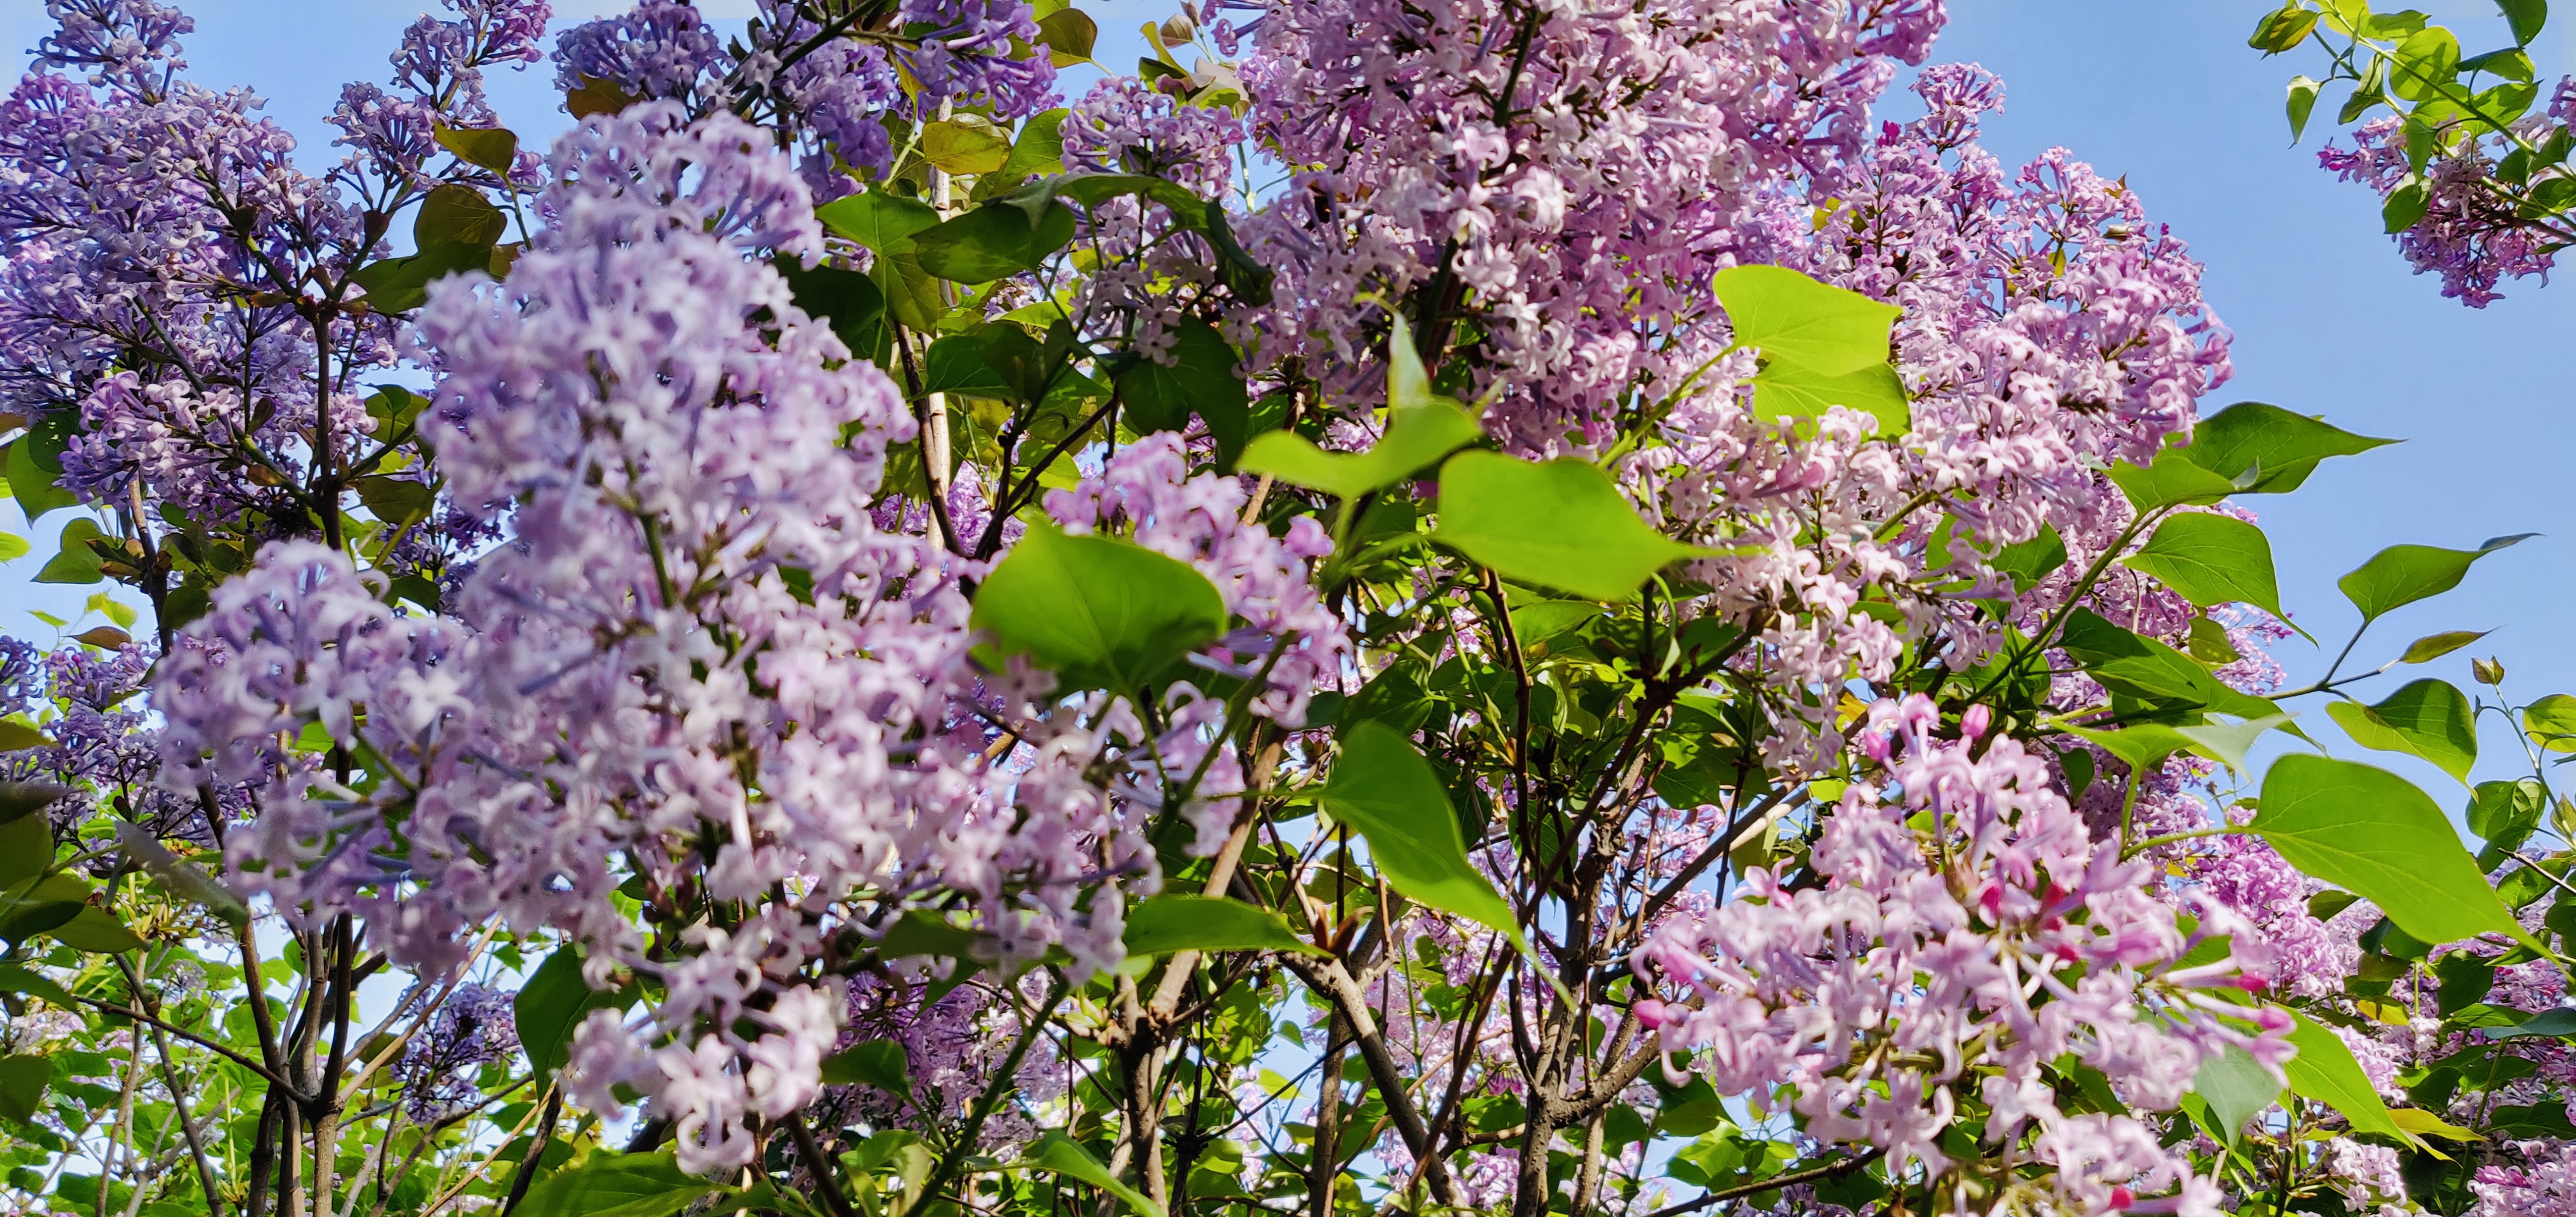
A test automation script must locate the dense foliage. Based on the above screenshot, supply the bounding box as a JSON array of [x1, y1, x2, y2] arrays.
[[0, 1, 2570, 1216], [2254, 0, 2576, 304]]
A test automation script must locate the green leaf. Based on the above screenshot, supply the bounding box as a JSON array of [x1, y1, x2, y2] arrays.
[[35, 518, 106, 585], [774, 259, 889, 366], [516, 947, 627, 1078], [113, 818, 248, 929], [4, 440, 75, 520], [913, 199, 1077, 283], [1710, 266, 1899, 375], [2338, 534, 2532, 624], [1317, 721, 1522, 949], [821, 1040, 912, 1092], [2468, 778, 2546, 856], [2288, 74, 2323, 141], [815, 191, 943, 255], [2492, 1008, 2576, 1040], [1113, 318, 1250, 465], [0, 724, 47, 755], [920, 117, 1013, 175], [1749, 361, 1909, 435], [2065, 714, 2286, 778], [2384, 176, 2432, 233], [0, 964, 72, 1010], [1026, 1131, 1165, 1217], [0, 782, 65, 826], [2121, 513, 2283, 619], [2056, 610, 2281, 722], [514, 1152, 727, 1217], [433, 123, 519, 174], [2522, 692, 2576, 752], [2401, 629, 2489, 664], [1237, 314, 1482, 499], [1432, 453, 1714, 603], [923, 335, 1017, 399], [2248, 5, 2321, 51], [2253, 755, 2533, 948], [0, 1055, 49, 1125], [2106, 450, 2238, 513], [414, 183, 508, 248], [2327, 679, 2477, 782], [2181, 401, 2393, 494], [1035, 6, 1098, 65], [0, 815, 53, 887], [999, 109, 1068, 180], [46, 905, 142, 953], [2390, 27, 2463, 101], [876, 909, 994, 962], [2283, 1012, 2411, 1142], [0, 533, 25, 563], [1122, 894, 1319, 957], [2500, 0, 2548, 45], [970, 523, 1227, 695], [2192, 1043, 2280, 1144]]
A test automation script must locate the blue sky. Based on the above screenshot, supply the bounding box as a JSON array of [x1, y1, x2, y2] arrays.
[[1, 0, 2568, 797]]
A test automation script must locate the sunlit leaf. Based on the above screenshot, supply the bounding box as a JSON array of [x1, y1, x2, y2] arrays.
[[1432, 453, 1716, 603], [1318, 721, 1522, 950], [970, 523, 1227, 694], [1122, 894, 1319, 957], [2254, 756, 2532, 948], [2327, 679, 2477, 782]]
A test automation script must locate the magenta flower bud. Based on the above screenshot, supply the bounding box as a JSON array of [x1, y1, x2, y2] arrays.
[[1960, 704, 1990, 739]]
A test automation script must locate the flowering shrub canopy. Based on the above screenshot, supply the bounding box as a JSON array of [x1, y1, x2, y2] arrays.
[[0, 1, 2568, 1216]]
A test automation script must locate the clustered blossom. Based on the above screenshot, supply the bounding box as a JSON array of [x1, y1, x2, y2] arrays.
[[148, 103, 1350, 1176], [2319, 114, 2561, 307], [2473, 1141, 2576, 1216], [1631, 697, 2288, 1215], [392, 982, 520, 1121]]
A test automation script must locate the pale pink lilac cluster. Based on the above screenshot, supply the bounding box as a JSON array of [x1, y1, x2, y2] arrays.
[[2471, 1140, 2576, 1216], [1230, 0, 1948, 442], [1629, 696, 2289, 1216]]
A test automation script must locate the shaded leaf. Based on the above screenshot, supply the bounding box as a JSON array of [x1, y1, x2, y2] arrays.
[[1113, 318, 1251, 465], [433, 123, 519, 174], [2107, 451, 2238, 513], [516, 947, 628, 1078], [46, 906, 142, 953], [2192, 1043, 2279, 1144], [914, 198, 1077, 284], [0, 964, 72, 1009], [35, 518, 106, 585], [821, 1040, 911, 1092], [0, 1055, 48, 1125], [4, 440, 75, 520], [2522, 692, 2576, 752], [920, 117, 1012, 175]]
